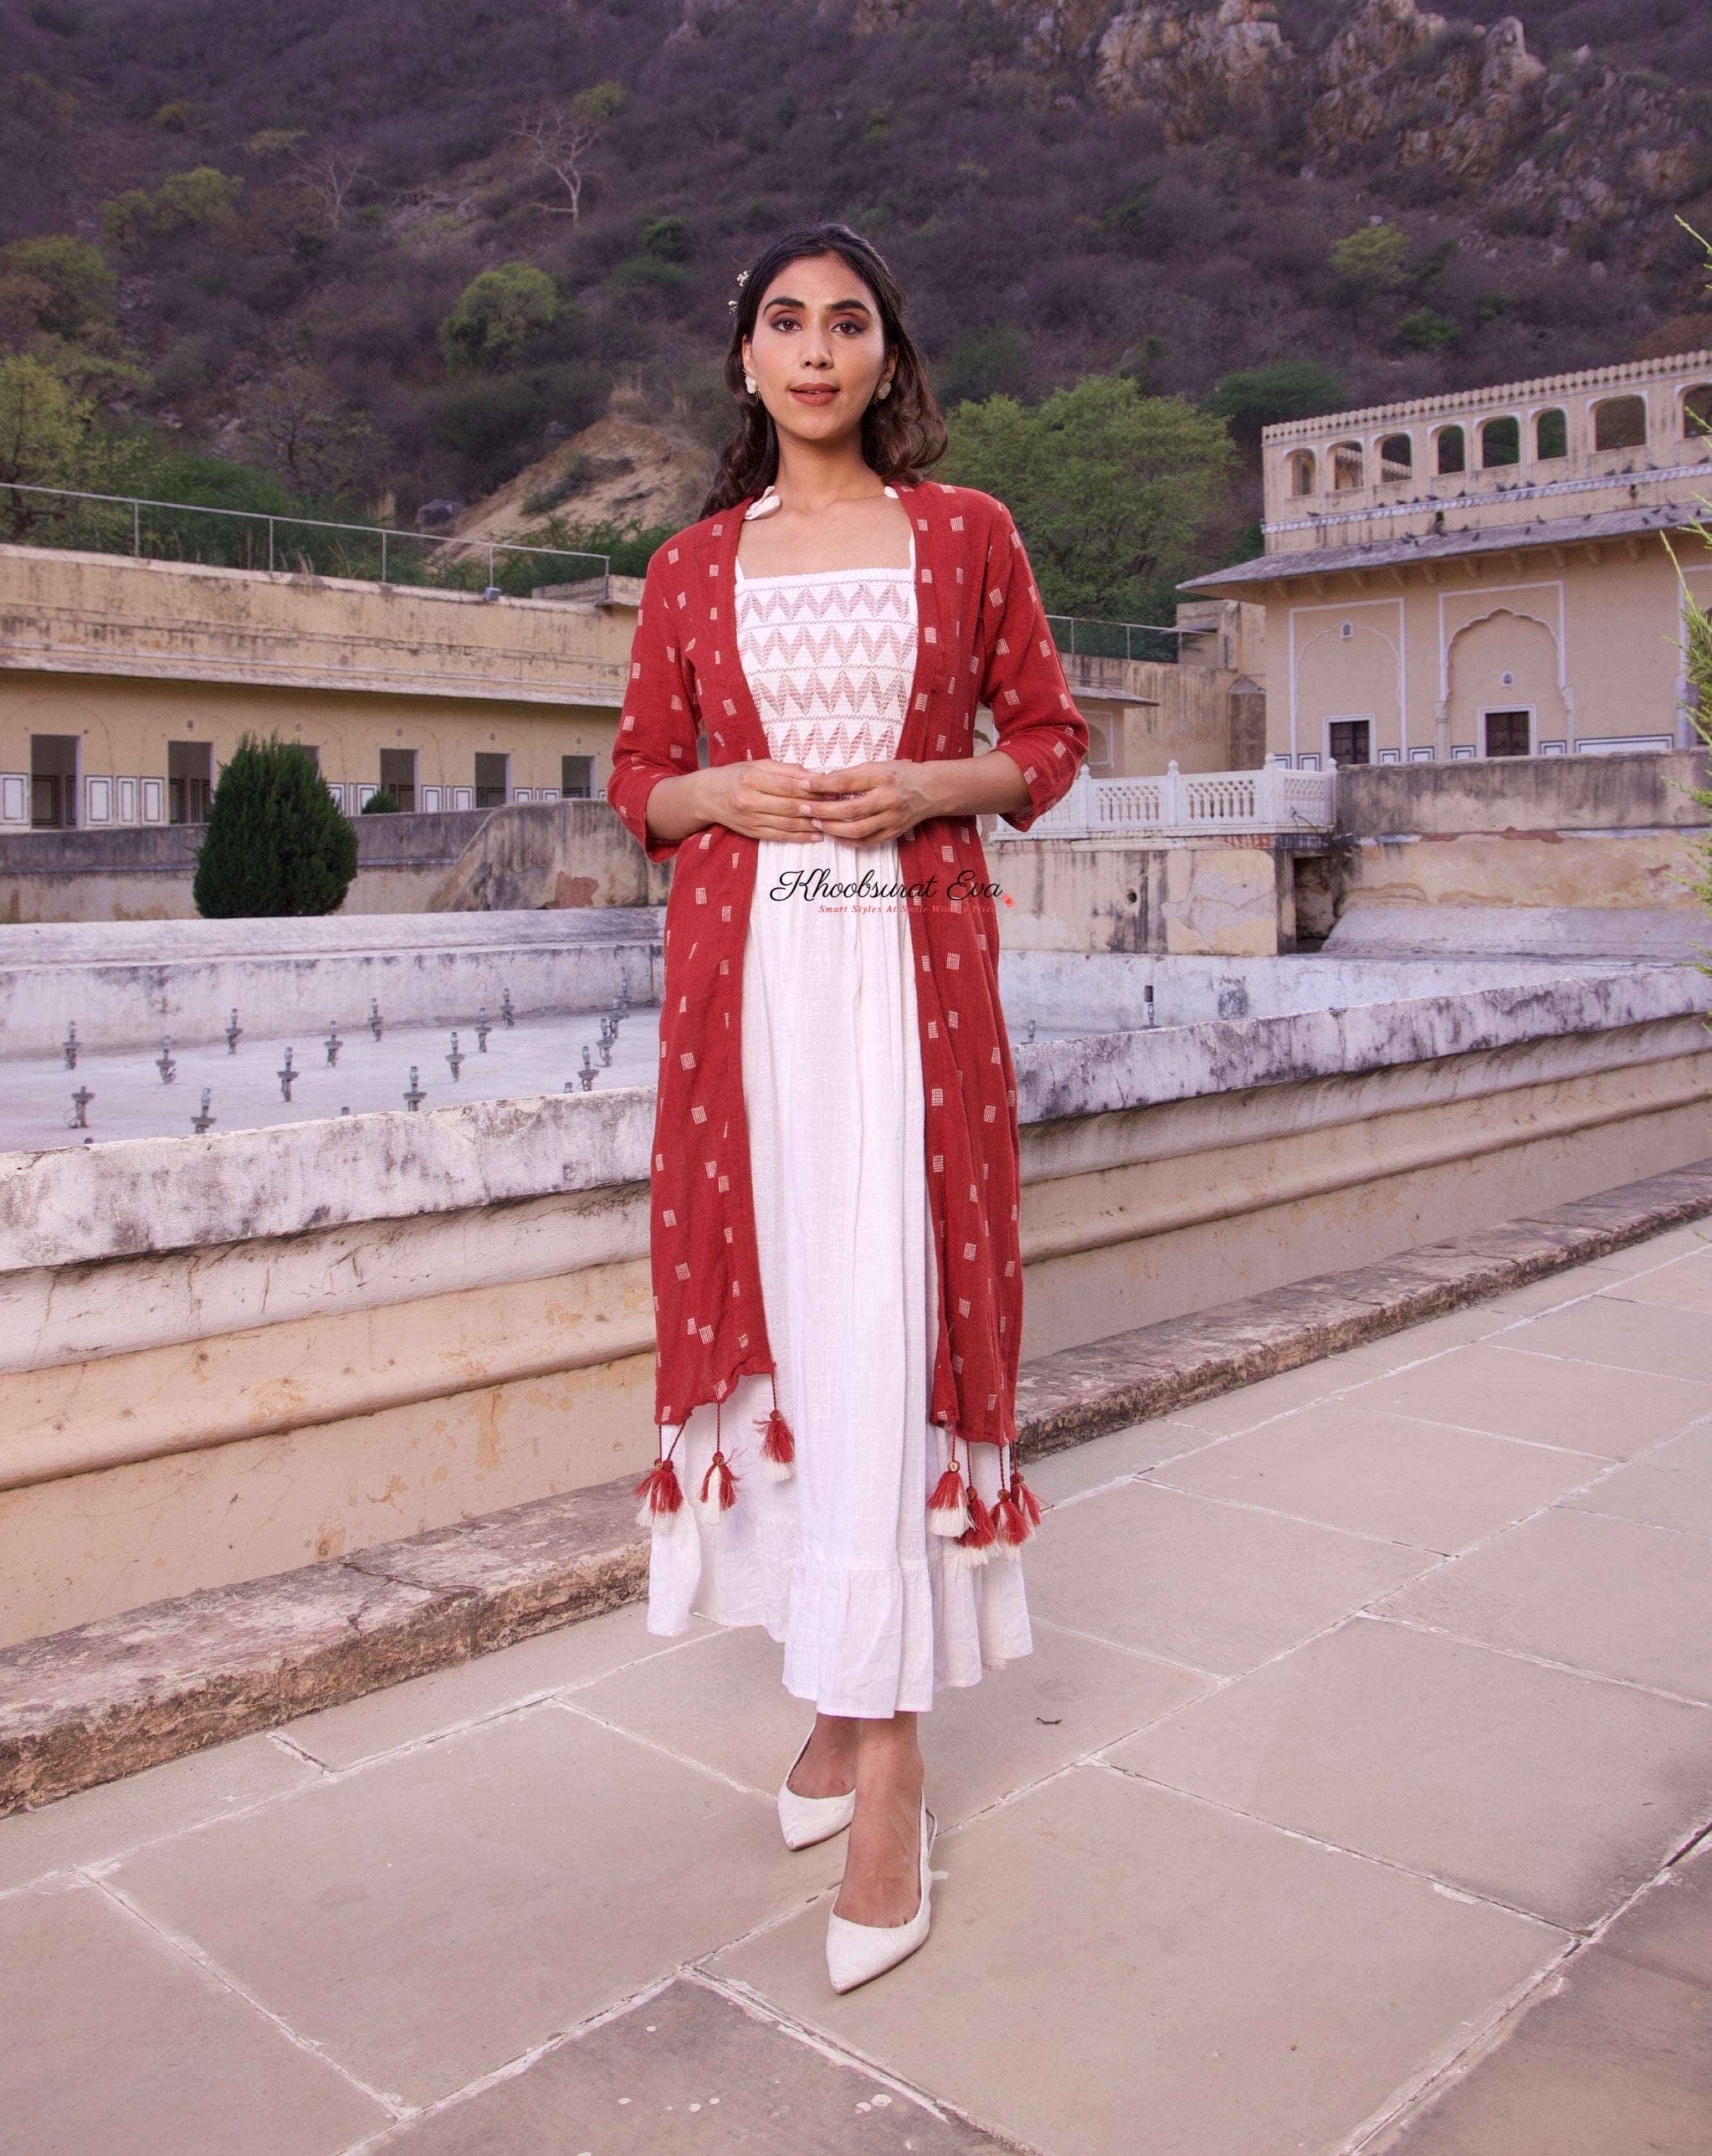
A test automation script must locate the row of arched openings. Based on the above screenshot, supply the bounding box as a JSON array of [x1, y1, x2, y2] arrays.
[[1285, 386, 1712, 497]]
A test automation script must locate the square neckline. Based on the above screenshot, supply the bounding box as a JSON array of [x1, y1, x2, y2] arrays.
[[734, 494, 917, 586]]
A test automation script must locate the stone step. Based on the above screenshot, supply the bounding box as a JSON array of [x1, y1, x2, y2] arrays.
[[4, 1156, 1711, 1816]]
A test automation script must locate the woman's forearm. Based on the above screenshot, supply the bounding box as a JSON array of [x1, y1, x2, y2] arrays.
[[642, 767, 717, 850], [916, 749, 1035, 822], [644, 749, 1033, 850]]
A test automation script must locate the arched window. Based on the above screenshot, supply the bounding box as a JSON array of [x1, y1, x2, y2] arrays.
[[1534, 408, 1568, 460], [1286, 449, 1317, 497], [1684, 385, 1712, 442], [1331, 440, 1364, 492], [1436, 424, 1467, 476], [1481, 415, 1521, 469], [1378, 433, 1413, 482], [1593, 395, 1647, 452]]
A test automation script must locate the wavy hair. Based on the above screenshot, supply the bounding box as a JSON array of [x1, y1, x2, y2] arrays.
[[700, 222, 949, 518]]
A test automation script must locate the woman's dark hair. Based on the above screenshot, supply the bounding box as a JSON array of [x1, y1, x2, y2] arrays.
[[701, 222, 948, 517]]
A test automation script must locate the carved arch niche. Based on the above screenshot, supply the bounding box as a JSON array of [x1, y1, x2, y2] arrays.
[[1442, 603, 1568, 754], [1295, 606, 1402, 758]]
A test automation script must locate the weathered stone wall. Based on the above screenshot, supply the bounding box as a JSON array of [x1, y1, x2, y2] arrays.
[[2, 958, 1704, 1643], [990, 834, 1295, 957], [0, 798, 661, 925], [1326, 749, 1711, 952], [0, 908, 663, 1057], [1335, 749, 1711, 837]]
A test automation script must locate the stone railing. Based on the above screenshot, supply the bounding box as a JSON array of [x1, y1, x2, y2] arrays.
[[1022, 757, 1337, 838]]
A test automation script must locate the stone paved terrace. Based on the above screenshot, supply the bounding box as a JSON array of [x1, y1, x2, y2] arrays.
[[4, 1221, 1711, 2155]]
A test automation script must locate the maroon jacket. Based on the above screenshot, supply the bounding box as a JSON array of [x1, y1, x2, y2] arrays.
[[606, 477, 1090, 1474]]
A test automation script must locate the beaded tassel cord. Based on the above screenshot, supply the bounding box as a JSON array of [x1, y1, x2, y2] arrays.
[[752, 1367, 796, 1480]]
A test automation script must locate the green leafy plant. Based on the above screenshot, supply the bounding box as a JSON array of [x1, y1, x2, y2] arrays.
[[193, 734, 357, 916], [1329, 222, 1411, 324], [1209, 360, 1346, 450], [1395, 306, 1461, 351], [938, 372, 1237, 631], [438, 263, 560, 370], [360, 787, 400, 815]]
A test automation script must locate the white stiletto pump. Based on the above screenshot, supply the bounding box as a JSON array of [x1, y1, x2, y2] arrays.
[[826, 1795, 942, 1994], [777, 1729, 856, 1850]]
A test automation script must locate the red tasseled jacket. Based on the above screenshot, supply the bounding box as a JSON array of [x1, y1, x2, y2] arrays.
[[605, 477, 1090, 1477]]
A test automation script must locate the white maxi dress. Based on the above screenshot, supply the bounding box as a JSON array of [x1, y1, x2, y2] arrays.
[[644, 509, 1033, 1717]]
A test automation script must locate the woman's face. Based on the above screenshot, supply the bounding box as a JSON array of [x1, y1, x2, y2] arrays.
[[740, 251, 894, 445]]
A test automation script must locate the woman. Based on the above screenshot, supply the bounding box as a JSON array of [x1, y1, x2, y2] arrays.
[[605, 222, 1088, 1993]]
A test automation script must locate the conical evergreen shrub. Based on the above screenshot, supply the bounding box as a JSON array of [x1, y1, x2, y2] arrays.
[[192, 733, 358, 917]]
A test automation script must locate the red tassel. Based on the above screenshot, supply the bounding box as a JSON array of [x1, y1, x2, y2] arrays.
[[633, 1454, 684, 1532], [951, 1484, 997, 1570], [992, 1489, 1029, 1557], [754, 1405, 796, 1481], [927, 1462, 968, 1538], [697, 1447, 738, 1515], [1013, 1466, 1043, 1531]]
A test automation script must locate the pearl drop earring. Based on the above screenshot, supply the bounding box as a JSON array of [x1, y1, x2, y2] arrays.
[[744, 373, 757, 395]]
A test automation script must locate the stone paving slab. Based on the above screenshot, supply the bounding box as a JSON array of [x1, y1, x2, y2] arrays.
[[1375, 1505, 1712, 1704], [106, 1706, 847, 2112], [3, 1215, 1710, 2153], [1021, 1478, 1436, 1675], [1562, 1423, 1712, 1537], [5, 1157, 1711, 1815], [711, 1766, 1568, 2156], [1354, 1338, 1711, 1455], [1147, 1395, 1606, 1552], [1108, 1616, 1712, 1928], [1370, 1841, 1712, 2155], [0, 1874, 388, 2155], [369, 1976, 1004, 2153], [566, 1613, 1207, 1830]]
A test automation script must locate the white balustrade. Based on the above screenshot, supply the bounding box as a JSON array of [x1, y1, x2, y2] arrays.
[[1024, 756, 1336, 838]]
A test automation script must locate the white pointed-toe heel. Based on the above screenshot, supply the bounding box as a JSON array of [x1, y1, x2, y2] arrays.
[[826, 1795, 941, 1994], [777, 1729, 857, 1850]]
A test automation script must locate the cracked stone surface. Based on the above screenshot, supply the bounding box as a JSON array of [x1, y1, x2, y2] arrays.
[[4, 1160, 1711, 1815], [2, 1215, 1709, 2153]]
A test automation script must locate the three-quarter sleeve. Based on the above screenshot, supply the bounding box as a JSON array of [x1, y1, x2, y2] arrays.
[[606, 544, 702, 865], [976, 499, 1092, 833]]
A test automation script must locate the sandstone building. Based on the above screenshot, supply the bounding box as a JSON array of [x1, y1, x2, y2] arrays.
[[1182, 348, 1712, 768]]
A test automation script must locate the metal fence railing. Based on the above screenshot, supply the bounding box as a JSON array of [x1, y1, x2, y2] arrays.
[[1, 483, 1197, 653], [0, 482, 611, 599], [1043, 613, 1196, 667]]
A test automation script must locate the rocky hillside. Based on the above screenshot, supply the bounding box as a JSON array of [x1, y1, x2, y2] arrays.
[[3, 0, 1707, 527]]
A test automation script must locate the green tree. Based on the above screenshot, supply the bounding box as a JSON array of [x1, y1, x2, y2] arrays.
[[0, 236, 115, 336], [440, 263, 560, 369], [1395, 306, 1460, 351], [1209, 360, 1347, 451], [0, 355, 96, 531], [639, 214, 694, 263], [151, 166, 245, 233], [193, 734, 358, 917], [100, 168, 244, 251], [936, 323, 1031, 407], [236, 361, 381, 499], [360, 788, 400, 814], [938, 373, 1237, 623], [1329, 222, 1411, 320]]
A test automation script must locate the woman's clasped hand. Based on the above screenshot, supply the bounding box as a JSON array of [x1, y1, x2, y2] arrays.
[[697, 756, 942, 847]]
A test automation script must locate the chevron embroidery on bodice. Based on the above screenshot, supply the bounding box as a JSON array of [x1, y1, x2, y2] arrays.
[[735, 566, 917, 772]]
